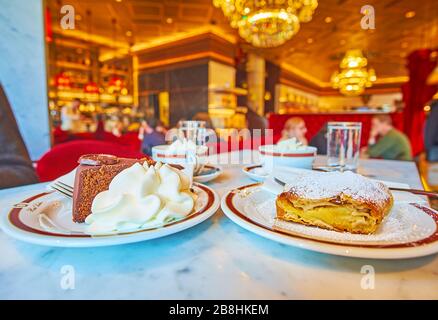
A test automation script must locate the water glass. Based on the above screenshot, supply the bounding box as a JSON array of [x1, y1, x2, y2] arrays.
[[177, 120, 207, 146], [327, 122, 362, 170], [177, 120, 209, 175]]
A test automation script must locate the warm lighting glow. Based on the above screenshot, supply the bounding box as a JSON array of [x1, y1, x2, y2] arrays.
[[126, 30, 132, 37], [331, 50, 376, 96], [54, 72, 71, 89], [324, 16, 332, 23], [166, 17, 173, 24], [307, 38, 313, 44], [213, 0, 318, 48], [405, 11, 416, 18], [424, 105, 431, 112], [427, 66, 438, 85], [84, 81, 99, 94], [108, 75, 124, 92]]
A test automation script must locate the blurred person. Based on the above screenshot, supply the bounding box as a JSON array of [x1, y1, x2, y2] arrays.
[[61, 98, 82, 132], [425, 100, 438, 161], [191, 112, 214, 129], [155, 120, 168, 135], [361, 114, 412, 161], [279, 117, 308, 145], [139, 118, 166, 156], [94, 114, 106, 140], [122, 116, 131, 133], [106, 116, 123, 137], [246, 108, 267, 131], [0, 84, 39, 189], [309, 123, 328, 155]]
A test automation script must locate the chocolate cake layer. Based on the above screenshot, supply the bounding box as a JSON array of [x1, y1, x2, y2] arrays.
[[72, 154, 153, 223]]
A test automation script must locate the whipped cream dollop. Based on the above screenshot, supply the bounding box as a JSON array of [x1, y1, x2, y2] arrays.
[[85, 162, 196, 234], [275, 138, 307, 152], [167, 138, 198, 154]]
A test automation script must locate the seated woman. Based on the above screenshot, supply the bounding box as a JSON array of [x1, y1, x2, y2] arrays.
[[279, 117, 308, 145]]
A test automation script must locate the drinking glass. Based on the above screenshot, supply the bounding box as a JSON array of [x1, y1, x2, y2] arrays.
[[327, 122, 362, 170], [177, 120, 207, 146], [177, 120, 209, 175]]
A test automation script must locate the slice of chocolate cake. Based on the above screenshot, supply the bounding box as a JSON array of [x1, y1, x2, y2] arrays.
[[72, 154, 154, 223]]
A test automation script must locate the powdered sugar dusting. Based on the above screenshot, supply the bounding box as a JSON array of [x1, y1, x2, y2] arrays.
[[284, 171, 391, 210], [239, 186, 436, 245]]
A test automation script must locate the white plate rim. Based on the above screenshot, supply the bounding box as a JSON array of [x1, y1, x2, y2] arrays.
[[221, 183, 438, 259], [0, 183, 220, 248], [193, 165, 222, 183], [242, 165, 267, 182]]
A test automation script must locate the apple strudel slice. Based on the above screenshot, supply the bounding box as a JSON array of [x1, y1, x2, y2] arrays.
[[276, 171, 394, 234]]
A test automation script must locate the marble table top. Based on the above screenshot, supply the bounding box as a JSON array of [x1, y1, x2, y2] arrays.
[[0, 151, 437, 299]]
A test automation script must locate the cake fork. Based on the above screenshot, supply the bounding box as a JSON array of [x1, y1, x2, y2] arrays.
[[50, 181, 73, 198]]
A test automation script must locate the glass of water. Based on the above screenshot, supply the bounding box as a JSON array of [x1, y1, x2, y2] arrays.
[[177, 120, 207, 145], [327, 122, 362, 170], [177, 120, 209, 175]]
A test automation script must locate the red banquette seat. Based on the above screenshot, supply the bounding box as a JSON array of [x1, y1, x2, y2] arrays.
[[36, 140, 146, 182], [267, 112, 404, 146]]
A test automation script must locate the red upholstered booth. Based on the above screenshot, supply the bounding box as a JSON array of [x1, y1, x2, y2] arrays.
[[53, 127, 142, 152], [36, 140, 146, 182], [267, 112, 404, 146]]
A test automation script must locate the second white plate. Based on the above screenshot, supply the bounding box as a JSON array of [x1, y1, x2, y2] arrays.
[[221, 183, 438, 259]]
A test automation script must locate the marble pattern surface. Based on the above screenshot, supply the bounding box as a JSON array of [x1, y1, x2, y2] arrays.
[[0, 0, 50, 160], [0, 152, 437, 299]]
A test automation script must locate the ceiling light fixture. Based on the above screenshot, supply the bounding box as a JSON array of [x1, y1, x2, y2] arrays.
[[405, 11, 416, 18], [331, 50, 376, 96], [213, 0, 318, 48]]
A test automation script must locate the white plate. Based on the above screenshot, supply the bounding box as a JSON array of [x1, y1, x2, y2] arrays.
[[0, 183, 220, 248], [242, 165, 268, 182], [221, 183, 438, 259], [193, 165, 222, 183]]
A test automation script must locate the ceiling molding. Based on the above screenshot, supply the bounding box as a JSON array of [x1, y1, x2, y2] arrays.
[[52, 26, 130, 50], [131, 26, 236, 53]]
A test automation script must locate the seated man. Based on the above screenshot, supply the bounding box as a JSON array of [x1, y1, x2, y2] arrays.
[[0, 85, 39, 189], [309, 123, 328, 155], [362, 114, 412, 161]]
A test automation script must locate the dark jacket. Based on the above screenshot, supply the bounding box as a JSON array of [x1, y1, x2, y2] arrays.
[[425, 100, 438, 161], [141, 130, 166, 156], [0, 84, 39, 189]]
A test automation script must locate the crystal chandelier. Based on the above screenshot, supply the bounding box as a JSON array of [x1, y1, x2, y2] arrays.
[[213, 0, 318, 48], [331, 50, 377, 96]]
